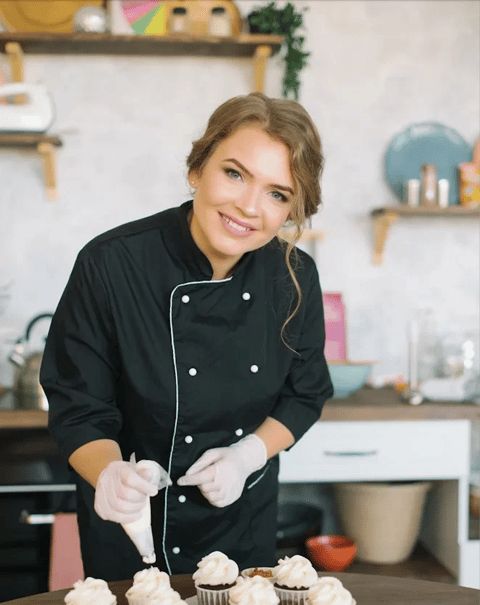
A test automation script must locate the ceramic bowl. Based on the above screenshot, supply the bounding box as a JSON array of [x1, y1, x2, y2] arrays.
[[327, 362, 374, 398], [305, 535, 357, 572]]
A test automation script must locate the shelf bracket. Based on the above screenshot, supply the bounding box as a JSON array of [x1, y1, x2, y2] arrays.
[[37, 142, 57, 200], [372, 211, 398, 265], [253, 44, 272, 93], [5, 42, 26, 104]]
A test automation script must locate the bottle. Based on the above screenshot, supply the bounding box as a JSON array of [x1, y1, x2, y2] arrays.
[[404, 179, 420, 206], [420, 164, 437, 206], [208, 7, 232, 37], [437, 179, 449, 208], [169, 6, 188, 35]]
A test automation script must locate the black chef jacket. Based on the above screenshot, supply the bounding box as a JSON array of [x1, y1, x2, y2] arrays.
[[41, 200, 333, 580]]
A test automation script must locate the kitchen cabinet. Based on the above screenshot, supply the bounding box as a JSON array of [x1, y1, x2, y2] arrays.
[[370, 205, 480, 265], [280, 399, 480, 589]]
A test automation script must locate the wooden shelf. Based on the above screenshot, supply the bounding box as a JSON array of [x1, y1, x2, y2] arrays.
[[0, 133, 62, 147], [347, 542, 456, 585], [370, 204, 480, 264], [0, 133, 62, 199], [0, 32, 283, 57]]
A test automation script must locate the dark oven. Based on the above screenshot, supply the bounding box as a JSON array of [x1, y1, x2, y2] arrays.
[[0, 425, 76, 601]]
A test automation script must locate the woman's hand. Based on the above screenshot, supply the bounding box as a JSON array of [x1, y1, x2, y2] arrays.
[[177, 434, 267, 508], [94, 460, 159, 524]]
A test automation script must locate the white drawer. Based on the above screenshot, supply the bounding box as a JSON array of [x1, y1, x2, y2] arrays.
[[279, 420, 470, 482]]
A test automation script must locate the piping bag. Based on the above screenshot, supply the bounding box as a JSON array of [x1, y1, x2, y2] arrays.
[[122, 456, 171, 564]]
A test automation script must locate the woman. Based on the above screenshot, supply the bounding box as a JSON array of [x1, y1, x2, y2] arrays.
[[40, 92, 333, 581]]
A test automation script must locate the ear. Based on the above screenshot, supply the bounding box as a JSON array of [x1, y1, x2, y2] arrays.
[[188, 169, 199, 189]]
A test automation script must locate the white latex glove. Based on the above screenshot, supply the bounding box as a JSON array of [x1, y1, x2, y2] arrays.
[[94, 460, 160, 524], [177, 434, 267, 508]]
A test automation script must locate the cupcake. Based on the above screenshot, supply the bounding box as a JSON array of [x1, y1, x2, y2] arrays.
[[64, 577, 116, 604], [193, 551, 239, 605], [307, 577, 356, 605], [273, 555, 318, 605], [125, 567, 188, 605], [229, 575, 279, 605]]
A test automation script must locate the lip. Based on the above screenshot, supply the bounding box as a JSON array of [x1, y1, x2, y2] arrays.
[[219, 212, 256, 236]]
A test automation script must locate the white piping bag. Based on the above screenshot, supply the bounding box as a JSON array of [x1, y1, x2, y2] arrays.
[[121, 456, 171, 564]]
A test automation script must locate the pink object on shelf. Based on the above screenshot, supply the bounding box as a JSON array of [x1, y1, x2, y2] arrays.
[[49, 513, 84, 591], [323, 292, 347, 361]]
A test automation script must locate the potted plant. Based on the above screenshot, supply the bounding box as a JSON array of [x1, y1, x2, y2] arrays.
[[247, 1, 310, 100]]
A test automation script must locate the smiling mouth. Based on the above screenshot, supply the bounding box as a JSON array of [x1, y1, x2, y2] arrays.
[[220, 213, 255, 233]]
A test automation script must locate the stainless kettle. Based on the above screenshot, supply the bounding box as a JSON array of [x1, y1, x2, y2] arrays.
[[9, 313, 53, 410]]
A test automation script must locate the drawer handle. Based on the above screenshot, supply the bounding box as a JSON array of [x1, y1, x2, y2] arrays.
[[20, 510, 54, 525], [323, 450, 378, 457]]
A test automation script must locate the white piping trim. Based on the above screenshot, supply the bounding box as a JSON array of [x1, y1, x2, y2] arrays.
[[163, 276, 233, 574], [246, 462, 270, 490]]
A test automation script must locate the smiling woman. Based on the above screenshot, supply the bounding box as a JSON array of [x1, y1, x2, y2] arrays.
[[40, 92, 333, 581]]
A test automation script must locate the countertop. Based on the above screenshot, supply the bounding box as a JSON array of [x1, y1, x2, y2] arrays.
[[2, 573, 479, 605], [1, 387, 479, 429]]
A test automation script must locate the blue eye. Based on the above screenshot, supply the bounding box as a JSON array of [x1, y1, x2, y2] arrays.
[[224, 168, 242, 180], [271, 191, 288, 202]]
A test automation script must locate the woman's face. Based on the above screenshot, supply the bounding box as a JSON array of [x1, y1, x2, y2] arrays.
[[189, 124, 294, 278]]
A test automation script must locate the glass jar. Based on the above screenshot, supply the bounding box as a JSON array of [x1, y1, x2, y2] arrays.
[[208, 6, 232, 37], [169, 6, 188, 35]]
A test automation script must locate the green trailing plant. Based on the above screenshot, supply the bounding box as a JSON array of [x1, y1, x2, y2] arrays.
[[248, 1, 310, 100]]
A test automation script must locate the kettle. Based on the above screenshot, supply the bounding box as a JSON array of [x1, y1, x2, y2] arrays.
[[9, 313, 53, 410]]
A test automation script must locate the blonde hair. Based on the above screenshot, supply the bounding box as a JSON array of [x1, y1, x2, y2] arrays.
[[186, 93, 324, 348]]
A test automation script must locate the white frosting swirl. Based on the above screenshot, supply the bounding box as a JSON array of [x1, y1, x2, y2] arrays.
[[193, 551, 239, 586], [125, 567, 171, 600], [274, 555, 318, 589], [64, 577, 116, 605], [307, 577, 354, 605], [228, 576, 279, 605]]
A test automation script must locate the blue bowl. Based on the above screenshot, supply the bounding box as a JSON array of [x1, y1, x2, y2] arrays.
[[328, 362, 373, 398]]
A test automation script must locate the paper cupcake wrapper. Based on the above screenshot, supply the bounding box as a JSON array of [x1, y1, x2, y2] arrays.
[[273, 586, 309, 605], [196, 585, 230, 605]]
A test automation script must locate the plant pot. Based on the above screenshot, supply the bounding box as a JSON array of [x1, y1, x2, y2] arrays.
[[334, 481, 432, 564]]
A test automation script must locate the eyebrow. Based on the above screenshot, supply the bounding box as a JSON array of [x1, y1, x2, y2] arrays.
[[223, 158, 294, 195]]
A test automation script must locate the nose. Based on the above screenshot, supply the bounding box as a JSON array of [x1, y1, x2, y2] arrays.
[[235, 187, 261, 217]]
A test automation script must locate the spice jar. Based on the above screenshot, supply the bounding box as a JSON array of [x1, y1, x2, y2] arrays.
[[208, 6, 232, 37], [169, 6, 188, 35]]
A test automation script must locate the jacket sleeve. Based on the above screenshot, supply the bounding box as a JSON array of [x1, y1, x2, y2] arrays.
[[40, 250, 122, 461], [269, 260, 333, 445]]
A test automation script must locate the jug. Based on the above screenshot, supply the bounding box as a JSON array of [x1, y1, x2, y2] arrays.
[[9, 313, 53, 410]]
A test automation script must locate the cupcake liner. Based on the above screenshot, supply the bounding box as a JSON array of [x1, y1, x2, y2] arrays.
[[273, 586, 309, 605], [196, 585, 230, 605]]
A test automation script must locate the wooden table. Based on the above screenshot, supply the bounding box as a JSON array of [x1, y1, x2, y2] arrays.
[[2, 573, 479, 604]]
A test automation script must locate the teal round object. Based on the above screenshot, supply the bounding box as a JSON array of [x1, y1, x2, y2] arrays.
[[328, 363, 372, 399], [385, 122, 472, 205]]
